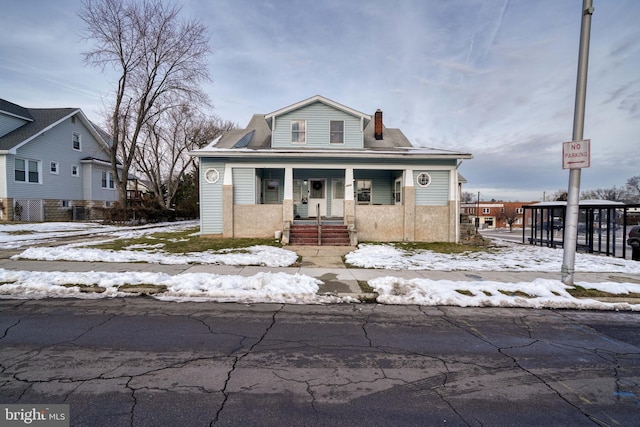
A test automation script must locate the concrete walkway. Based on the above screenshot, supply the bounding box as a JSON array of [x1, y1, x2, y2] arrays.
[[1, 245, 640, 302]]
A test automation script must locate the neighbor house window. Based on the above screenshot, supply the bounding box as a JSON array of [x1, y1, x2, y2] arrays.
[[50, 161, 59, 175], [416, 172, 431, 187], [101, 171, 115, 189], [516, 208, 524, 214], [72, 165, 79, 177], [356, 179, 372, 204], [482, 208, 490, 214], [61, 200, 71, 208], [291, 120, 306, 143], [73, 132, 81, 150], [330, 120, 344, 144], [15, 158, 40, 183]]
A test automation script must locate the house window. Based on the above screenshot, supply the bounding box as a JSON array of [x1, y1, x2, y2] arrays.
[[72, 165, 79, 177], [102, 171, 115, 189], [15, 158, 40, 183], [330, 121, 344, 144], [72, 132, 81, 151], [516, 208, 524, 214], [61, 200, 71, 208], [293, 179, 303, 203], [393, 177, 402, 204], [204, 168, 219, 184], [356, 179, 372, 204], [50, 161, 59, 175], [416, 172, 431, 187], [264, 179, 280, 204], [291, 120, 306, 143], [482, 208, 490, 214], [105, 201, 114, 207]]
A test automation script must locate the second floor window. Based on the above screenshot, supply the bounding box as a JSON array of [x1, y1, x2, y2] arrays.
[[330, 121, 344, 144], [482, 208, 491, 214], [15, 158, 40, 183], [291, 120, 306, 143], [73, 132, 81, 150], [50, 161, 59, 174]]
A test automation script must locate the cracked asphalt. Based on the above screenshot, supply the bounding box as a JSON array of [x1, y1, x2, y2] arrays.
[[1, 299, 639, 426]]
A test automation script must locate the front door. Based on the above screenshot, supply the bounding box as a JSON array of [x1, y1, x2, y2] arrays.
[[331, 178, 344, 217], [308, 179, 326, 217]]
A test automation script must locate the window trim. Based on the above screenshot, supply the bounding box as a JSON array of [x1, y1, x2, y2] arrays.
[[416, 172, 431, 188], [15, 158, 41, 184], [72, 132, 82, 151], [50, 161, 59, 175], [71, 164, 79, 177], [291, 120, 306, 144], [329, 120, 344, 144], [101, 171, 115, 189], [355, 179, 372, 205]]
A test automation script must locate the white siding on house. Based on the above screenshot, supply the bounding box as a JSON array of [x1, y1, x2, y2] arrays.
[[200, 159, 224, 234], [0, 156, 6, 198], [271, 102, 363, 149], [414, 170, 450, 206]]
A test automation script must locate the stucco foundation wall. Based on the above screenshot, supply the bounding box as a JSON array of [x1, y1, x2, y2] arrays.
[[414, 205, 452, 242], [234, 205, 283, 238], [355, 205, 404, 242]]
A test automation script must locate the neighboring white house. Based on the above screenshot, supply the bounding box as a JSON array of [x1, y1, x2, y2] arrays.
[[191, 95, 473, 245], [0, 99, 118, 221]]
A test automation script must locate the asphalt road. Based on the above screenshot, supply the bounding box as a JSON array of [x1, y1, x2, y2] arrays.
[[1, 299, 639, 426]]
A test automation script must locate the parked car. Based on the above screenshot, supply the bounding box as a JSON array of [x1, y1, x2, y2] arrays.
[[628, 226, 640, 248]]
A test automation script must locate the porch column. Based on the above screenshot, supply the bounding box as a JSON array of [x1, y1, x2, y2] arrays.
[[283, 167, 294, 223], [344, 167, 355, 225], [403, 169, 415, 241], [223, 166, 234, 238]]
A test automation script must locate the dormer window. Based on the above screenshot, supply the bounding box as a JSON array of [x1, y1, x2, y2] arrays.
[[330, 121, 344, 144], [291, 120, 306, 143]]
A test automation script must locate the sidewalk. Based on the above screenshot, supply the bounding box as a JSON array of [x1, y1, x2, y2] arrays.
[[1, 245, 640, 302]]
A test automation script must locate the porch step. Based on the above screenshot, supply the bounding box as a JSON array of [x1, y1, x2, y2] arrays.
[[289, 224, 350, 246], [289, 224, 319, 246], [321, 225, 351, 246]]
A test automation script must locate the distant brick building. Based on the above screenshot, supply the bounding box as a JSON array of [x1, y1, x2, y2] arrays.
[[461, 201, 537, 229]]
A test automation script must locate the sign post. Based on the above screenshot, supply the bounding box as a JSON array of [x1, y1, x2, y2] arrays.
[[562, 0, 594, 286]]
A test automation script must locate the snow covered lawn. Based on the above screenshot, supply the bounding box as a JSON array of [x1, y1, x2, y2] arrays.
[[1, 221, 639, 309]]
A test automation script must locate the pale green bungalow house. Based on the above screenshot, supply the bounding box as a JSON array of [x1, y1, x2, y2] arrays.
[[191, 95, 472, 245]]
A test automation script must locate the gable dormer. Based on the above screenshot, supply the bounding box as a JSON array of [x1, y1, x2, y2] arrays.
[[266, 95, 370, 149], [0, 99, 34, 138]]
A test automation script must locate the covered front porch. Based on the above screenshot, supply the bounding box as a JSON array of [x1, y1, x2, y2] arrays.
[[221, 163, 459, 245]]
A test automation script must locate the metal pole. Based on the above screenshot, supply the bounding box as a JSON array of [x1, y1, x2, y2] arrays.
[[562, 0, 594, 285]]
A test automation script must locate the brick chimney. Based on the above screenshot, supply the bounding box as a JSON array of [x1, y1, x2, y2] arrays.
[[374, 109, 383, 140]]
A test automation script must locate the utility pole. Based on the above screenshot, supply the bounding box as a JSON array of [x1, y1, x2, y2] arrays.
[[562, 0, 594, 285]]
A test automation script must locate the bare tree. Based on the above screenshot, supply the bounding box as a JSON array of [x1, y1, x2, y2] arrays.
[[79, 0, 211, 205], [581, 186, 626, 201], [552, 190, 568, 201], [135, 106, 236, 208], [625, 176, 640, 202], [497, 205, 519, 232], [461, 191, 475, 203]]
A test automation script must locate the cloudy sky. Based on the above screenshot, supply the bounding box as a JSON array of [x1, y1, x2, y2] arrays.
[[1, 0, 638, 201]]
